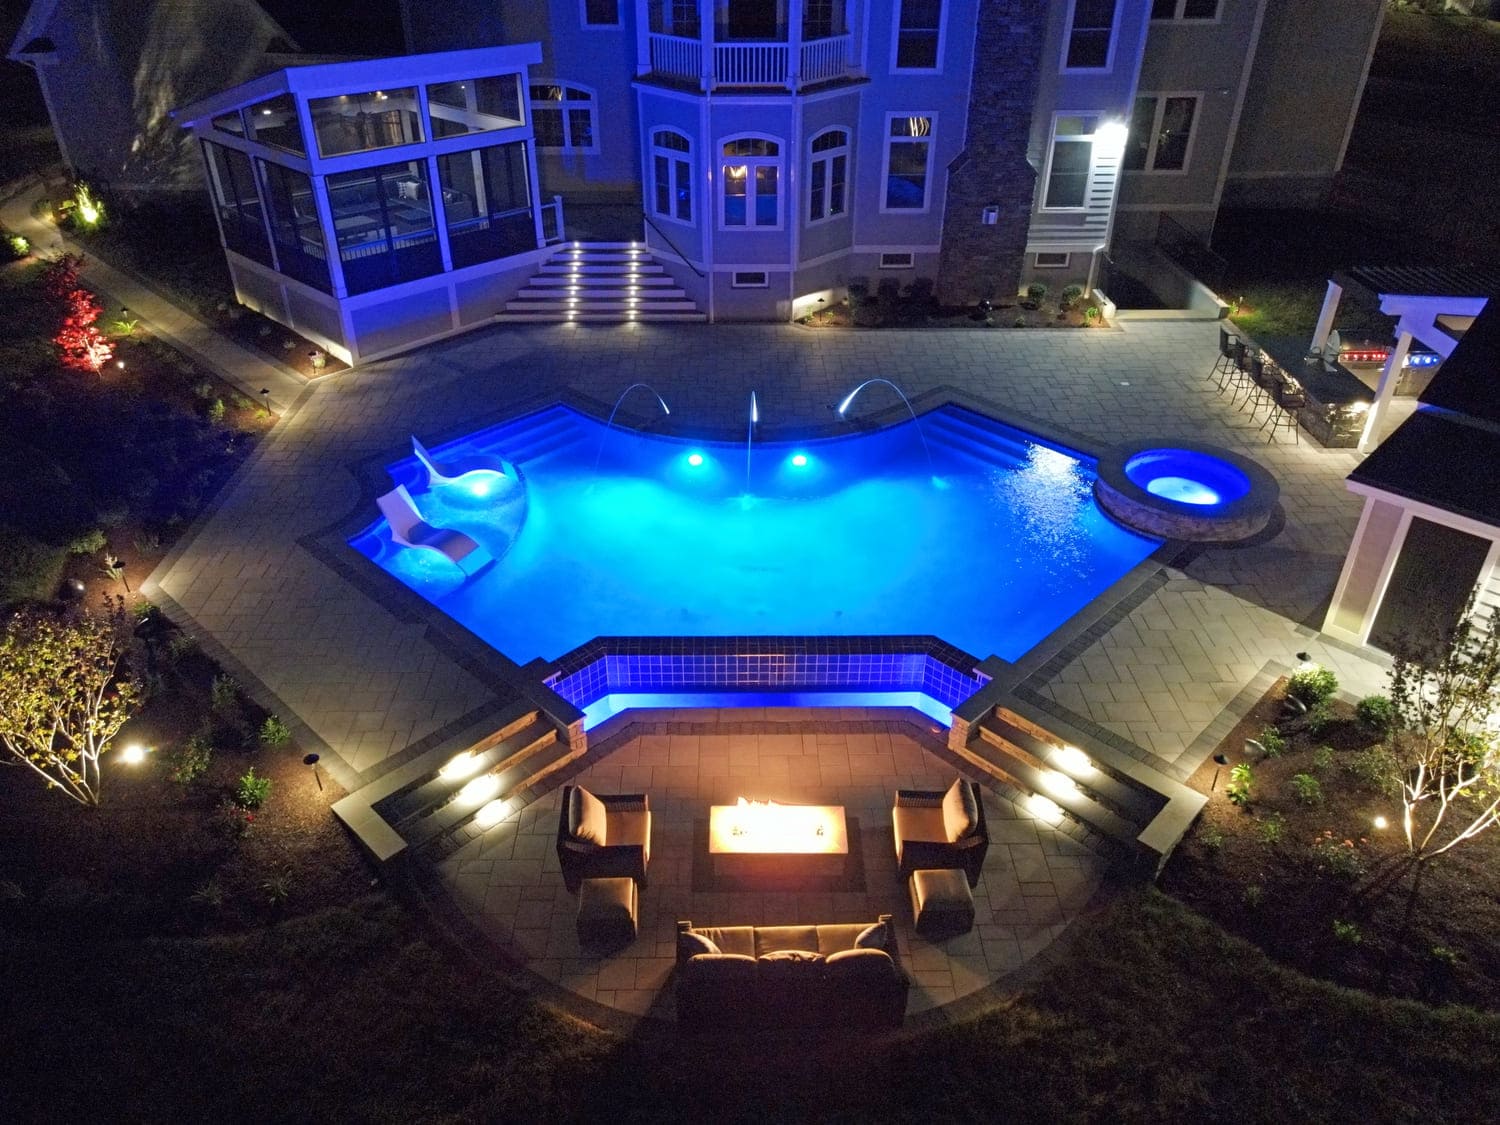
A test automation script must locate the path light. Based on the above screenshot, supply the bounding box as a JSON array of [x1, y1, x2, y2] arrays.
[[303, 752, 322, 792], [1210, 752, 1230, 791]]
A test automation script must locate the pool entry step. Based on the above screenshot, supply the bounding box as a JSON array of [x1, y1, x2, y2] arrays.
[[495, 242, 707, 323]]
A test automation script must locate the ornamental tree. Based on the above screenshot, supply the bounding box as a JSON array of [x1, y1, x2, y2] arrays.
[[39, 254, 113, 372], [0, 598, 141, 807], [1388, 598, 1500, 859]]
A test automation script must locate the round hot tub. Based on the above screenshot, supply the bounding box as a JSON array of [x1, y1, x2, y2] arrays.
[[1094, 441, 1278, 542]]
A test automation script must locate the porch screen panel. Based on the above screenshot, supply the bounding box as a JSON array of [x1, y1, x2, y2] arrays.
[[310, 88, 424, 159], [326, 160, 443, 296], [437, 142, 535, 270], [203, 142, 272, 267], [258, 160, 330, 292], [1368, 517, 1492, 660]]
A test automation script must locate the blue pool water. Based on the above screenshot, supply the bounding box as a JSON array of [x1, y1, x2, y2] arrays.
[[350, 405, 1161, 664], [1124, 448, 1250, 508]]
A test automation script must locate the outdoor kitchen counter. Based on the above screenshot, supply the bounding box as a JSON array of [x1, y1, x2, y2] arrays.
[[1254, 335, 1374, 448]]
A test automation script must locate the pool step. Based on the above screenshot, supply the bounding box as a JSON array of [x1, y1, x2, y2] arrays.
[[922, 415, 1052, 473]]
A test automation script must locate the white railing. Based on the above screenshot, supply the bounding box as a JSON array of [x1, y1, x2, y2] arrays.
[[799, 35, 851, 85], [714, 42, 790, 87], [650, 33, 703, 83]]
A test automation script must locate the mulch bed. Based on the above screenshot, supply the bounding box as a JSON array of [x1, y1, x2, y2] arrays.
[[800, 300, 1101, 330], [1160, 677, 1500, 1010]]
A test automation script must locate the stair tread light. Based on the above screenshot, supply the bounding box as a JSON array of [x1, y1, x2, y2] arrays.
[[1054, 745, 1092, 774], [1042, 770, 1079, 797], [458, 774, 500, 804], [1026, 793, 1064, 822], [440, 750, 481, 780], [475, 798, 509, 828]]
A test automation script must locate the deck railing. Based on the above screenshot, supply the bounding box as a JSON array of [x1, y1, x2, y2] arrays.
[[647, 33, 854, 90]]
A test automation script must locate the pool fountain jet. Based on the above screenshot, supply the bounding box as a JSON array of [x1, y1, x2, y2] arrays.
[[746, 390, 758, 494], [836, 378, 938, 484], [593, 382, 671, 473]]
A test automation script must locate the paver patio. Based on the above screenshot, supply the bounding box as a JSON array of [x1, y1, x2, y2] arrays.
[[144, 315, 1413, 1016]]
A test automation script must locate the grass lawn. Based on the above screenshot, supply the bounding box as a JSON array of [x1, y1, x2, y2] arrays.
[[2, 881, 1498, 1121]]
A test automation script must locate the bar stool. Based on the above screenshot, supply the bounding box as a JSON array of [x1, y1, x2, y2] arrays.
[[1209, 325, 1241, 387], [1259, 377, 1306, 443], [1223, 340, 1257, 403], [1238, 351, 1280, 418]]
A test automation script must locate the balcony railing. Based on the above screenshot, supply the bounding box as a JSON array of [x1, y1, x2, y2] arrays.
[[646, 32, 855, 91]]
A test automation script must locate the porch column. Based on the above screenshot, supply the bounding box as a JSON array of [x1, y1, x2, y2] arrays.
[[1358, 328, 1411, 454], [700, 0, 715, 92], [1309, 279, 1343, 356], [635, 0, 651, 75], [788, 0, 804, 90]]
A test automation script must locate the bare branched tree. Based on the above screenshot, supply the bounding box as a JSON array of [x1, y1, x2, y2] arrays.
[[0, 598, 141, 807], [1388, 597, 1500, 859]]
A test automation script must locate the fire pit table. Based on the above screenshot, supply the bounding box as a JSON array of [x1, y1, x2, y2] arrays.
[[709, 799, 850, 880]]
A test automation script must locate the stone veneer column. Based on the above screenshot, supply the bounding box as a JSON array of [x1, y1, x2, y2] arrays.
[[936, 0, 1048, 306]]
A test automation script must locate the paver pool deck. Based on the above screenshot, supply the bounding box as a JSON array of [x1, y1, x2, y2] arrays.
[[145, 317, 1411, 1021]]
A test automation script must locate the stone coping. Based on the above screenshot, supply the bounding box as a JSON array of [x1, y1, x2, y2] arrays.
[[1093, 440, 1280, 543]]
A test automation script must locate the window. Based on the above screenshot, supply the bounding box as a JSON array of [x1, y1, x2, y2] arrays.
[[1125, 95, 1198, 171], [1034, 252, 1071, 268], [325, 159, 443, 295], [648, 0, 700, 36], [437, 142, 534, 269], [1064, 0, 1117, 70], [1152, 0, 1219, 18], [246, 94, 304, 156], [895, 0, 942, 70], [808, 129, 848, 223], [1042, 115, 1097, 209], [651, 130, 693, 223], [426, 74, 523, 139], [582, 0, 620, 26], [258, 160, 328, 292], [309, 88, 423, 159], [879, 252, 915, 269], [202, 142, 272, 266], [803, 0, 845, 39], [732, 271, 769, 287], [529, 83, 597, 152], [721, 136, 780, 228], [882, 115, 933, 211], [212, 111, 245, 137]]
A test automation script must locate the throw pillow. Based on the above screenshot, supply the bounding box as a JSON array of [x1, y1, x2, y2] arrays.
[[677, 931, 721, 959], [853, 922, 888, 951], [941, 778, 978, 841], [759, 949, 824, 965], [570, 786, 608, 845]]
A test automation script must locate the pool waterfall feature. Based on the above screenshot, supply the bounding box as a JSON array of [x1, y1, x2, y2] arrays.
[[350, 395, 1167, 736]]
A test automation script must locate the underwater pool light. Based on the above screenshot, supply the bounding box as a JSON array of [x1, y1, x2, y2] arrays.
[[790, 453, 808, 467], [687, 452, 705, 467]]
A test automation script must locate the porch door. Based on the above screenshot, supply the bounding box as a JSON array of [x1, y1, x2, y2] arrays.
[[726, 0, 781, 39], [1367, 515, 1492, 659]]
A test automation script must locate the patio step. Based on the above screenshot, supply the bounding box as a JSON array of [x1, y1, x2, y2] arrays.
[[495, 242, 705, 324], [376, 709, 544, 826]]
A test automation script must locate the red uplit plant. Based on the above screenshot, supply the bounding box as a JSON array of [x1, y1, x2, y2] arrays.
[[40, 254, 113, 372]]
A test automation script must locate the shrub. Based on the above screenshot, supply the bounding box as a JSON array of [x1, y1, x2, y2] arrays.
[[1013, 316, 1027, 328], [1346, 746, 1402, 798], [1258, 813, 1284, 845], [207, 399, 225, 425], [212, 797, 255, 840], [1257, 726, 1286, 758], [262, 868, 293, 907], [1025, 282, 1047, 308], [235, 767, 271, 810], [168, 734, 213, 786], [846, 279, 869, 308], [165, 632, 197, 664], [210, 674, 240, 716], [1310, 745, 1335, 773], [1311, 830, 1366, 880], [1059, 283, 1084, 310], [1083, 305, 1101, 325], [1332, 919, 1363, 945], [1198, 823, 1225, 851], [0, 527, 68, 606], [1355, 694, 1397, 734], [259, 715, 291, 747], [1242, 884, 1263, 909], [67, 529, 106, 556], [1430, 945, 1459, 969], [1305, 701, 1336, 736], [1290, 773, 1323, 805], [1225, 762, 1253, 806], [191, 878, 225, 910], [1287, 663, 1338, 705]]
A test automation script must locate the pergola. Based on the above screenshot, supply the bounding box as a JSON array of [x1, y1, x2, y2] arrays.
[[1307, 264, 1497, 452]]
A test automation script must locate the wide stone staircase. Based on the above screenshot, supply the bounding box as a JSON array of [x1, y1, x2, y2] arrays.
[[494, 242, 706, 323]]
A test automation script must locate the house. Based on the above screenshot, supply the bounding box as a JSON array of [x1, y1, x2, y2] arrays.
[[1322, 289, 1500, 658]]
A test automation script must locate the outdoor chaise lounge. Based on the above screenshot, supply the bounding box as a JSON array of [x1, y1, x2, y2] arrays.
[[556, 784, 652, 893], [893, 778, 989, 887], [375, 484, 493, 576], [412, 435, 516, 486]]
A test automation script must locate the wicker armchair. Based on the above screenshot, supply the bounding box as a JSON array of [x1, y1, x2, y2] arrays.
[[892, 778, 988, 887], [556, 784, 651, 893]]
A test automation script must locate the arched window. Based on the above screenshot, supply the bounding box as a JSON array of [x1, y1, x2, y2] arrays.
[[808, 128, 848, 224], [721, 136, 781, 229], [651, 129, 693, 223], [528, 82, 597, 152]]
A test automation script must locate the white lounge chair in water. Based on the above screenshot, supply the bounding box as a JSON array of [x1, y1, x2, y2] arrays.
[[412, 435, 516, 486], [376, 485, 492, 576]]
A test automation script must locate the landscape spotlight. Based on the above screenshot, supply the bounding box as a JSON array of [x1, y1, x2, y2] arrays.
[[119, 742, 148, 765]]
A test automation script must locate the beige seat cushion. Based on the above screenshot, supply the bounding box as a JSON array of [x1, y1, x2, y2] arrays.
[[825, 948, 896, 981], [893, 804, 947, 846], [815, 923, 868, 956], [942, 779, 978, 842], [754, 925, 819, 957], [569, 786, 607, 845], [695, 926, 756, 958], [606, 809, 651, 864], [911, 867, 973, 911]]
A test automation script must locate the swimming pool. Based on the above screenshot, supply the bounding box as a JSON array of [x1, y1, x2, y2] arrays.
[[350, 404, 1161, 666]]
